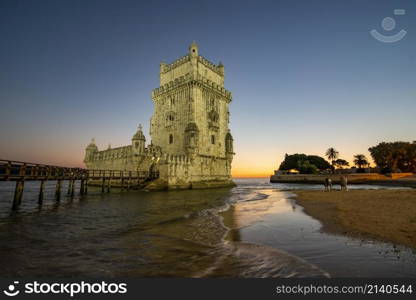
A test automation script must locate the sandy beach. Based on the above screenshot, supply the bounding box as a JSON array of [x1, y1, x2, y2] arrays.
[[293, 189, 416, 249]]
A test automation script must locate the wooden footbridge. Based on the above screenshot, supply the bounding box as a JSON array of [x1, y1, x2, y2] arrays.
[[0, 159, 159, 210]]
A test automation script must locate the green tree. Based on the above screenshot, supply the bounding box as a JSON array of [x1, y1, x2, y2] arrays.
[[279, 154, 308, 170], [408, 142, 416, 172], [368, 142, 393, 172], [307, 155, 332, 170], [353, 154, 369, 172], [278, 153, 330, 172], [325, 147, 339, 173], [297, 160, 319, 174], [369, 141, 416, 173], [334, 158, 349, 169]]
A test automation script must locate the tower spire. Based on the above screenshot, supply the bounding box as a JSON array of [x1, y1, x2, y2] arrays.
[[189, 41, 198, 56]]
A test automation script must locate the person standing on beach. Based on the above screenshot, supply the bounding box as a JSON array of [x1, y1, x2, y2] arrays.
[[324, 178, 332, 191], [340, 176, 348, 191]]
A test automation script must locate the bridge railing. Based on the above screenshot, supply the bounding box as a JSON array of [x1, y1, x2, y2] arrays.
[[0, 159, 159, 210], [0, 160, 159, 181], [0, 159, 87, 180]]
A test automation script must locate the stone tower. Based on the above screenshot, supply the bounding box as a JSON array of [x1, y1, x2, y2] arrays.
[[85, 42, 234, 189], [150, 42, 233, 161], [84, 138, 98, 162], [132, 124, 146, 155]]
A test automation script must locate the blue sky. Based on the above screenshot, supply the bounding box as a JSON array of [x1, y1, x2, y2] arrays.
[[0, 0, 415, 176]]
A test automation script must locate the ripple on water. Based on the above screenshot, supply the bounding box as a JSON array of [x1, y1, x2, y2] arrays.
[[0, 179, 414, 277]]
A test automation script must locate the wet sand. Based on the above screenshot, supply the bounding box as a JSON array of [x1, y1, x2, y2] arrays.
[[293, 190, 416, 249]]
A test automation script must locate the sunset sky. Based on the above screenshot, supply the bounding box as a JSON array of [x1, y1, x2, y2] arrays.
[[1, 0, 415, 177]]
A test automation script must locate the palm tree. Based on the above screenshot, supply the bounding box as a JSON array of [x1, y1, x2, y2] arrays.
[[353, 154, 369, 170], [325, 147, 339, 173]]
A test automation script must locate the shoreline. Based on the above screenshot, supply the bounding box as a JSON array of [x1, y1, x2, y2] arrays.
[[270, 173, 416, 188], [277, 180, 416, 188], [292, 189, 416, 249]]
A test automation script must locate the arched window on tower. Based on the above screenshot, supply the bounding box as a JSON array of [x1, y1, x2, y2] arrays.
[[211, 135, 215, 145], [169, 134, 173, 144], [165, 112, 176, 127]]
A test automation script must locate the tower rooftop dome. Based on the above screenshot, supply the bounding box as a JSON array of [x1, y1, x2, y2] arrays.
[[132, 124, 146, 140], [86, 138, 98, 150]]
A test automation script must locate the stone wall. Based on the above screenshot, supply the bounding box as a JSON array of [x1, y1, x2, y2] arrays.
[[270, 173, 414, 184], [390, 173, 413, 179]]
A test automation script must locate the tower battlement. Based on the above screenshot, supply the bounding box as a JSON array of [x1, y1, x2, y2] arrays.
[[160, 55, 190, 73], [159, 42, 225, 87], [160, 54, 223, 75], [198, 55, 224, 75], [152, 73, 232, 100]]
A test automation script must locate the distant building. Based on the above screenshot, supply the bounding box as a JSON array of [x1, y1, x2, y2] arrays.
[[84, 42, 235, 189]]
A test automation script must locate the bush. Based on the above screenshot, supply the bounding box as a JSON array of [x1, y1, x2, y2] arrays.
[[279, 153, 330, 171], [297, 160, 319, 174]]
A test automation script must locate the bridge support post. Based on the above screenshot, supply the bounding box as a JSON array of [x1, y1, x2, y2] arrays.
[[70, 180, 75, 197], [84, 180, 88, 194], [38, 180, 45, 204], [67, 179, 74, 196], [55, 179, 62, 201], [80, 180, 85, 195], [67, 180, 71, 195], [12, 180, 24, 210], [101, 178, 105, 193], [107, 178, 111, 193]]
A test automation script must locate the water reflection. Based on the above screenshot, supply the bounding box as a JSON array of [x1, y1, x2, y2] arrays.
[[0, 179, 414, 277]]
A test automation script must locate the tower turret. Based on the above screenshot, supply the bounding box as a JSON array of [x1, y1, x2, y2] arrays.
[[189, 41, 198, 57], [160, 62, 167, 73], [84, 138, 98, 163], [189, 41, 199, 77], [185, 122, 199, 156], [225, 130, 234, 158], [218, 61, 224, 76], [132, 124, 146, 155]]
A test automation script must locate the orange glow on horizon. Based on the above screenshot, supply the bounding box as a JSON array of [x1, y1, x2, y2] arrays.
[[3, 148, 374, 178], [231, 167, 274, 178]]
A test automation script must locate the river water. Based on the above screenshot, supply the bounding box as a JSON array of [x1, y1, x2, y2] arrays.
[[0, 178, 415, 277]]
